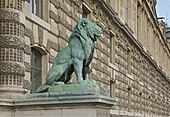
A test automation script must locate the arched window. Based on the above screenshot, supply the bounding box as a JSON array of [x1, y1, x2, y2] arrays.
[[30, 48, 42, 93]]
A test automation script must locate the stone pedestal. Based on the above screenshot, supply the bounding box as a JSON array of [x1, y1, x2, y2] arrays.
[[0, 81, 117, 117], [0, 94, 116, 117]]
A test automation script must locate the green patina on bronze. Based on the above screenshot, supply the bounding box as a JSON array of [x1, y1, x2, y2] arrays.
[[36, 18, 102, 93]]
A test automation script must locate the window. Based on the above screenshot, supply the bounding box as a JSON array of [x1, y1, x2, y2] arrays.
[[110, 30, 115, 63], [31, 48, 42, 93], [30, 0, 43, 18], [30, 0, 48, 21]]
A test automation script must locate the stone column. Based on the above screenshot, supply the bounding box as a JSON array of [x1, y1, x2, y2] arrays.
[[0, 0, 25, 97]]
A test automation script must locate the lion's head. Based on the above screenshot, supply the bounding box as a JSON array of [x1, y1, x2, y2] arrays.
[[72, 18, 102, 42]]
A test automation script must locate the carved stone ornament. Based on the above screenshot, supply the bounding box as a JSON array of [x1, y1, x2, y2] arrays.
[[0, 36, 24, 48], [0, 10, 19, 22], [0, 62, 25, 75]]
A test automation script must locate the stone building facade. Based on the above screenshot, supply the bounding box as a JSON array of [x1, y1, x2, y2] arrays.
[[0, 0, 169, 117]]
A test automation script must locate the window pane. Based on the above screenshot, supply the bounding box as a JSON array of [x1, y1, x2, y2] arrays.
[[30, 0, 36, 14], [30, 0, 46, 20], [33, 49, 42, 68], [31, 68, 42, 92], [31, 48, 42, 93], [30, 0, 33, 13], [33, 0, 37, 14]]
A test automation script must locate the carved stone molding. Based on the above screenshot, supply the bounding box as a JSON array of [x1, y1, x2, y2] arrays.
[[0, 10, 19, 22], [0, 35, 24, 48], [0, 61, 25, 75]]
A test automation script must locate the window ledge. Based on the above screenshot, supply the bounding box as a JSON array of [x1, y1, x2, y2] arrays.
[[26, 14, 50, 31]]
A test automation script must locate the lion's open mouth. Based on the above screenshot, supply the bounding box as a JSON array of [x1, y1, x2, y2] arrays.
[[93, 34, 100, 41]]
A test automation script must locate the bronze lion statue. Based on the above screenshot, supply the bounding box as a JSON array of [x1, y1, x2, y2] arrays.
[[36, 18, 102, 93]]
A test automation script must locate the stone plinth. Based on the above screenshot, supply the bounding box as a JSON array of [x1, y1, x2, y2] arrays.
[[0, 81, 117, 117], [0, 94, 116, 117]]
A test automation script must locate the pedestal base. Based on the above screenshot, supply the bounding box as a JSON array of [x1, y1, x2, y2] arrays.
[[0, 95, 116, 117], [0, 81, 117, 117]]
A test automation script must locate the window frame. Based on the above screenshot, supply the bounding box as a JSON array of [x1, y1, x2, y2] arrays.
[[110, 30, 116, 64]]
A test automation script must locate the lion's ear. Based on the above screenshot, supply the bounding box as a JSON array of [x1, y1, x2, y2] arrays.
[[78, 19, 88, 30], [81, 20, 88, 27]]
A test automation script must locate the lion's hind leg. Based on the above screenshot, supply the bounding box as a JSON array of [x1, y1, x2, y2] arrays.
[[46, 63, 69, 85]]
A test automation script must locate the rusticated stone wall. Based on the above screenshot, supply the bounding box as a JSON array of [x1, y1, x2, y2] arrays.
[[0, 0, 25, 97], [9, 0, 170, 117]]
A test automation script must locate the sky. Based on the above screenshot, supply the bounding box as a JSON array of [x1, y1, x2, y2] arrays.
[[156, 0, 170, 25]]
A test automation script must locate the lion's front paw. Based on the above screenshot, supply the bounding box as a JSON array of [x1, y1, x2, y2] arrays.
[[77, 80, 87, 84]]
